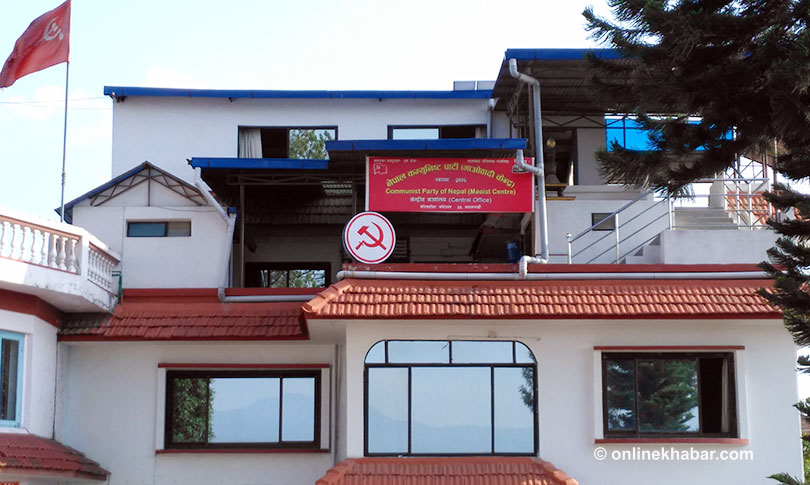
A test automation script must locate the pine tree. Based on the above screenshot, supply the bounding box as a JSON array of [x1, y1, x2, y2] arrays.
[[583, 1, 810, 482]]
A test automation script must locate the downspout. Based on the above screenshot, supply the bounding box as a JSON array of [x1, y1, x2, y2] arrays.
[[193, 169, 314, 303], [509, 58, 550, 276], [486, 98, 496, 138]]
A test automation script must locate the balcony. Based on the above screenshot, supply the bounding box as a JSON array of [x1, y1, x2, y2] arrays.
[[0, 207, 120, 313]]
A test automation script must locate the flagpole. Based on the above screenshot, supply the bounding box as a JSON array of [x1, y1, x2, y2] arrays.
[[59, 60, 69, 222]]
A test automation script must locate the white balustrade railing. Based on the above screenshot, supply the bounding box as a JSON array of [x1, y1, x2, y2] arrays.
[[0, 209, 120, 295]]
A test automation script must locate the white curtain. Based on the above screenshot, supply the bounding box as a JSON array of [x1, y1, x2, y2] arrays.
[[238, 128, 262, 158]]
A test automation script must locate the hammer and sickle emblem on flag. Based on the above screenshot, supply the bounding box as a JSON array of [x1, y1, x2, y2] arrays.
[[354, 223, 387, 251], [43, 18, 64, 42]]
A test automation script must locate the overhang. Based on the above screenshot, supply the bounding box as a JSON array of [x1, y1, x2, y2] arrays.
[[317, 457, 578, 485], [325, 138, 526, 163], [0, 433, 108, 482], [492, 48, 626, 114], [304, 264, 779, 320], [60, 288, 310, 341], [104, 86, 493, 101]]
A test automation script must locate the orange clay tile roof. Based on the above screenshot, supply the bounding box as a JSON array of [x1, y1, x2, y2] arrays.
[[60, 289, 308, 341], [304, 278, 779, 320], [0, 433, 108, 481], [316, 457, 578, 485]]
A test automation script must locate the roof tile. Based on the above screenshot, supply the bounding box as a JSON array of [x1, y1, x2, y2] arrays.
[[304, 279, 779, 320], [0, 433, 108, 481], [316, 457, 578, 485], [61, 291, 307, 341]]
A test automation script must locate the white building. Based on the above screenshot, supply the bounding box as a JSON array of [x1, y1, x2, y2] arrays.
[[0, 48, 800, 484]]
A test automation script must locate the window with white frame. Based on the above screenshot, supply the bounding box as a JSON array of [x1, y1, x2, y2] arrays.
[[602, 352, 737, 438], [364, 340, 537, 456], [0, 331, 23, 427]]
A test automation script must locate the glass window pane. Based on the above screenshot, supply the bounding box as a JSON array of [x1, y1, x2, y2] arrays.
[[281, 378, 315, 442], [127, 222, 165, 237], [605, 359, 636, 432], [365, 341, 386, 364], [637, 359, 699, 433], [411, 367, 491, 453], [367, 368, 408, 454], [289, 129, 335, 159], [0, 339, 19, 422], [166, 221, 191, 237], [392, 128, 439, 140], [286, 269, 326, 288], [388, 341, 449, 364], [452, 341, 513, 364], [515, 342, 536, 364], [171, 377, 209, 443], [209, 378, 280, 443], [494, 367, 534, 453]]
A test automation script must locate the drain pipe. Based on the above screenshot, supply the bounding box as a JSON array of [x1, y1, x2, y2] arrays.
[[193, 169, 315, 303], [510, 57, 550, 275], [335, 269, 769, 281]]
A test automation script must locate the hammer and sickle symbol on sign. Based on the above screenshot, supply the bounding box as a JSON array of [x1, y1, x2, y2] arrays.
[[355, 223, 387, 251]]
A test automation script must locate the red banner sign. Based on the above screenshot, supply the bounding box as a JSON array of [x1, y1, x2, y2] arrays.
[[366, 157, 534, 213]]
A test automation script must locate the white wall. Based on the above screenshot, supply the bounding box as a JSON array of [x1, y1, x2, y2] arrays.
[[72, 182, 229, 289], [0, 309, 57, 438], [661, 229, 779, 264], [111, 97, 491, 181], [59, 341, 337, 485], [547, 188, 667, 263], [331, 317, 802, 485]]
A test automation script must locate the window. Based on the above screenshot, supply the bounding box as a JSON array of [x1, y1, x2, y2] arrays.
[[591, 213, 616, 231], [165, 370, 320, 449], [244, 262, 330, 288], [602, 353, 737, 438], [0, 331, 23, 427], [388, 125, 486, 140], [127, 221, 191, 238], [238, 127, 337, 159], [364, 340, 537, 456]]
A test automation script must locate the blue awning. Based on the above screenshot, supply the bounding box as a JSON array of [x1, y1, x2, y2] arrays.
[[190, 158, 330, 170], [325, 138, 526, 152]]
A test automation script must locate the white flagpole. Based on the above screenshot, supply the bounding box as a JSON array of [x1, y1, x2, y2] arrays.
[[59, 60, 69, 222]]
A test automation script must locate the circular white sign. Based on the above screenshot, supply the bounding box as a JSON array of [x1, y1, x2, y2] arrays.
[[343, 212, 396, 264]]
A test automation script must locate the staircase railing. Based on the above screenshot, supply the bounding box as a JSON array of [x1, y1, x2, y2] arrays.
[[566, 176, 773, 264], [566, 189, 672, 264]]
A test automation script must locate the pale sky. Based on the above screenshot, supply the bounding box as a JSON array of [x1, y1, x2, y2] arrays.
[[0, 0, 612, 220], [1, 1, 807, 400]]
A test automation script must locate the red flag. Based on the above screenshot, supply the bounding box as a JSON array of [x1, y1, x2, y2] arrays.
[[0, 1, 70, 89]]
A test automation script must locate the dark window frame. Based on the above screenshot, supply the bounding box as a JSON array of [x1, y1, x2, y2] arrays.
[[244, 262, 331, 288], [237, 125, 339, 159], [363, 339, 538, 457], [387, 124, 486, 140], [164, 369, 321, 450], [601, 352, 738, 439], [126, 221, 191, 238], [591, 213, 616, 232]]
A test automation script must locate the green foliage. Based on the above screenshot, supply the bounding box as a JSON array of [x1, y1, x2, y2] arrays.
[[637, 360, 698, 432], [289, 129, 334, 160], [171, 378, 213, 443], [519, 367, 534, 408], [605, 359, 698, 432], [583, 0, 810, 196], [267, 269, 326, 288], [771, 473, 807, 485]]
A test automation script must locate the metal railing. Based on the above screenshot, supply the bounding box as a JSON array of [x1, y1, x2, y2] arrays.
[[566, 190, 671, 264], [566, 176, 774, 264]]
